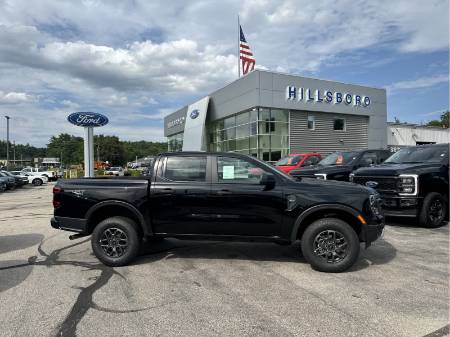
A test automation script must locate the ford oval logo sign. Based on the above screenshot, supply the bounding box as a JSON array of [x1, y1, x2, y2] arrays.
[[67, 112, 109, 127], [190, 109, 199, 119], [365, 181, 378, 188]]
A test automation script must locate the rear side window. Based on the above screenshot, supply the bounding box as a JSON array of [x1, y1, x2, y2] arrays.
[[164, 156, 207, 182], [303, 156, 320, 166]]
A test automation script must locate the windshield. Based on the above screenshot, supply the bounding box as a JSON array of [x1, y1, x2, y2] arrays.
[[2, 171, 13, 177], [385, 146, 448, 164], [109, 167, 121, 171], [318, 152, 359, 166], [275, 155, 303, 166]]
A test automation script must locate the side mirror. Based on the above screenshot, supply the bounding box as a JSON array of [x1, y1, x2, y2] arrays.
[[260, 172, 276, 189]]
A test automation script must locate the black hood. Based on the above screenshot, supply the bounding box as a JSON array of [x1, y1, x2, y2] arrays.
[[355, 162, 443, 176], [291, 164, 352, 176]]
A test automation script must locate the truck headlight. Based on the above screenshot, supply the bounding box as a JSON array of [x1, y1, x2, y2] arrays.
[[398, 174, 418, 196], [314, 173, 327, 180]]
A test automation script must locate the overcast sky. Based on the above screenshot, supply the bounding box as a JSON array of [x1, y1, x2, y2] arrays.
[[0, 0, 448, 147]]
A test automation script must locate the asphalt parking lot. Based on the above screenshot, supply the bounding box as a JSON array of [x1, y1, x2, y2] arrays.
[[0, 183, 449, 337]]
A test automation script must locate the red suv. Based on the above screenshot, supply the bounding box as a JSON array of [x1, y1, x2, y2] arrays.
[[275, 153, 322, 174]]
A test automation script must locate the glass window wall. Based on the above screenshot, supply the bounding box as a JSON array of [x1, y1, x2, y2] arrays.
[[167, 132, 183, 152], [207, 107, 289, 163]]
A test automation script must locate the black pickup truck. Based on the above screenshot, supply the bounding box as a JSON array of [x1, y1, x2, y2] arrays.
[[51, 152, 384, 272], [289, 149, 391, 181], [351, 144, 449, 228]]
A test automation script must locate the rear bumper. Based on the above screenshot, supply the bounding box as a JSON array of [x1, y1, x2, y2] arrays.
[[51, 216, 88, 234], [361, 214, 385, 247]]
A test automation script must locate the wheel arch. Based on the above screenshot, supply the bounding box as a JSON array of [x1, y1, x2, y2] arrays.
[[85, 201, 150, 237], [290, 204, 364, 242]]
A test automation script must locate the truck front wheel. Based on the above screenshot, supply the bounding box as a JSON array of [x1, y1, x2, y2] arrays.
[[419, 192, 447, 228], [92, 216, 141, 267], [301, 218, 360, 273]]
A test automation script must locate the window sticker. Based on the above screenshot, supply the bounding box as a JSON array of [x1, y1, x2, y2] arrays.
[[222, 165, 235, 179]]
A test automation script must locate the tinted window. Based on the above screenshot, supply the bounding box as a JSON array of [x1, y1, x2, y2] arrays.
[[333, 118, 345, 131], [307, 115, 315, 130], [303, 156, 320, 166], [360, 152, 377, 167], [217, 156, 266, 184], [275, 155, 303, 166], [318, 152, 359, 166], [164, 156, 207, 182]]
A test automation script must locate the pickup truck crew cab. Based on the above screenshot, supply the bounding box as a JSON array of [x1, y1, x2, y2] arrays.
[[351, 144, 449, 228], [289, 149, 391, 182], [51, 152, 384, 272]]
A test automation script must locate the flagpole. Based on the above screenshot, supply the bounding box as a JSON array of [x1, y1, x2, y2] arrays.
[[237, 14, 240, 78]]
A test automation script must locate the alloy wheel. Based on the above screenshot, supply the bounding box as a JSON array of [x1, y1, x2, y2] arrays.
[[99, 227, 129, 258], [428, 199, 444, 224], [313, 230, 348, 263]]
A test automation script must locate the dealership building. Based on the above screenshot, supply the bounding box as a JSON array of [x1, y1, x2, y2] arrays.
[[164, 70, 387, 162]]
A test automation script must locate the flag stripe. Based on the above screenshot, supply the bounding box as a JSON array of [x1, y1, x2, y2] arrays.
[[239, 25, 256, 76]]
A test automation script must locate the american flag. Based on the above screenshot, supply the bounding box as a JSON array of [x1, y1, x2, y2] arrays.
[[239, 25, 255, 76]]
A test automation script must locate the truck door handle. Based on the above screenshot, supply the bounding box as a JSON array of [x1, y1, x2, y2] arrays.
[[216, 189, 232, 195], [162, 188, 175, 194]]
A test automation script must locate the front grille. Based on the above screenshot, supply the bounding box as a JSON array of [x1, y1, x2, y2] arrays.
[[353, 176, 399, 192]]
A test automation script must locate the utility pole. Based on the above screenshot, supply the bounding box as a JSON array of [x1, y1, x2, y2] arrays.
[[4, 116, 10, 170], [13, 140, 15, 167]]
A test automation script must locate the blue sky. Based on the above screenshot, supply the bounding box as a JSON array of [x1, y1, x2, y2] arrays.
[[0, 0, 448, 147]]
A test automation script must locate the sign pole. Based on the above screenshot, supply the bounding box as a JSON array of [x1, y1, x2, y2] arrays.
[[84, 127, 94, 177], [67, 112, 108, 178]]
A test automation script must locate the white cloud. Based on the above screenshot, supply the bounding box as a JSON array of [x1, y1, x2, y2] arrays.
[[0, 0, 447, 146], [386, 74, 449, 94], [0, 91, 37, 104], [0, 25, 237, 93]]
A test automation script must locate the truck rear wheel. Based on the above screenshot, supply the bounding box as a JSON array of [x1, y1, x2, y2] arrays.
[[92, 216, 141, 267], [301, 218, 360, 273], [419, 192, 447, 228]]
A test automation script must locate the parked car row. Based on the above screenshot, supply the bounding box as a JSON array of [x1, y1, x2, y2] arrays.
[[21, 167, 62, 181], [276, 144, 449, 228], [0, 170, 49, 192]]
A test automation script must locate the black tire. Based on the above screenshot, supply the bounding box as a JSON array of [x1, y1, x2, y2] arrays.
[[301, 218, 360, 273], [419, 192, 448, 228], [92, 216, 141, 267], [32, 178, 43, 186]]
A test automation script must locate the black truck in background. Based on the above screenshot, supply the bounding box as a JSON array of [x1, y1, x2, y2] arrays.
[[289, 149, 391, 182], [351, 144, 449, 228], [51, 152, 384, 273]]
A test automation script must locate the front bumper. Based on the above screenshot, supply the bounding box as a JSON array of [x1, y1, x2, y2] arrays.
[[361, 214, 385, 247], [380, 195, 421, 217], [51, 216, 88, 233]]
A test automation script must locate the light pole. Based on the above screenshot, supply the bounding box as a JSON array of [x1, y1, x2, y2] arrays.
[[4, 116, 10, 170]]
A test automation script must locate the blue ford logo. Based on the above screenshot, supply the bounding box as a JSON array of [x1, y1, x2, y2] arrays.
[[68, 112, 109, 127], [190, 109, 199, 119], [365, 181, 378, 188]]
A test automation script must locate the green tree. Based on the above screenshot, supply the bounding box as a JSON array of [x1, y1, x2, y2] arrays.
[[427, 111, 449, 128], [47, 133, 83, 166], [94, 135, 125, 165]]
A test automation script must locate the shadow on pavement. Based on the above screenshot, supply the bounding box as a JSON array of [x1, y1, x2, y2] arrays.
[[0, 259, 33, 292], [0, 233, 44, 255], [135, 238, 397, 272], [386, 217, 449, 229], [350, 239, 397, 272]]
